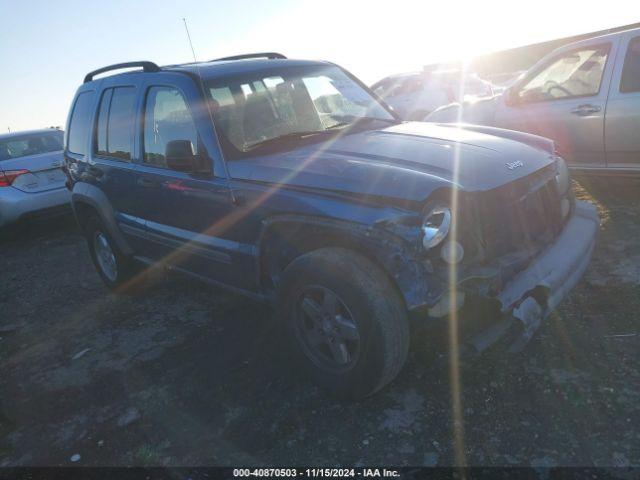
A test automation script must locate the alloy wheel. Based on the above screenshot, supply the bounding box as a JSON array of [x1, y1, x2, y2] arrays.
[[294, 285, 361, 372]]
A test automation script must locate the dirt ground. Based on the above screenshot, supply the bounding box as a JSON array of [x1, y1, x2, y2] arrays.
[[0, 178, 639, 468]]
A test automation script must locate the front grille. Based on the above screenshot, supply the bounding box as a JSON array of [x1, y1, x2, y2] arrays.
[[474, 165, 562, 259]]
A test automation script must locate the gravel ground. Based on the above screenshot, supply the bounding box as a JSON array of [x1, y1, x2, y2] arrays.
[[0, 178, 639, 467]]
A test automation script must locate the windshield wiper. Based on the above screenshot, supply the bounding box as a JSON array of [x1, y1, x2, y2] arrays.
[[323, 116, 401, 133], [330, 115, 400, 125], [244, 130, 332, 151], [325, 121, 351, 130], [244, 117, 400, 151]]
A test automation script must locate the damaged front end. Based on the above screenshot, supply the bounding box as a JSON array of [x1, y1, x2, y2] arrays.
[[492, 200, 598, 349], [456, 200, 598, 354], [405, 159, 599, 354]]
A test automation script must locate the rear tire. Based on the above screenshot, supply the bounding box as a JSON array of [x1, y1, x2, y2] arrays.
[[278, 247, 409, 399], [85, 215, 138, 292]]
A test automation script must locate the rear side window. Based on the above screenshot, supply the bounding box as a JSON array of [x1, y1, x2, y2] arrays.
[[621, 37, 640, 93], [67, 91, 95, 155], [95, 87, 137, 161], [0, 132, 63, 161], [143, 86, 198, 168]]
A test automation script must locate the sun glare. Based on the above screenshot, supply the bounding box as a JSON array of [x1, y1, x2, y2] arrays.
[[222, 0, 636, 86]]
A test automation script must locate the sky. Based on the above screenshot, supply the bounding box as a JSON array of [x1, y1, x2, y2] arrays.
[[0, 0, 638, 132]]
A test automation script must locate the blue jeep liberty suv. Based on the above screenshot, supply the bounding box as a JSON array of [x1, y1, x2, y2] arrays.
[[64, 53, 599, 398]]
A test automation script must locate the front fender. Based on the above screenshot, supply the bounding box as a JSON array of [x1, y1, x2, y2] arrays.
[[258, 215, 444, 311]]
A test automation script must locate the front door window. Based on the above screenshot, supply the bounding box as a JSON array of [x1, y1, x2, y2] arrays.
[[143, 86, 199, 168], [517, 45, 610, 103]]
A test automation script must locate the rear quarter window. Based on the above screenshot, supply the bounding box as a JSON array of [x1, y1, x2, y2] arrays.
[[67, 91, 95, 155]]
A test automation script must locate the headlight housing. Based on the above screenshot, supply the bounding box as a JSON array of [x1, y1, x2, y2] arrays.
[[554, 155, 572, 220], [555, 156, 570, 196], [422, 204, 451, 250]]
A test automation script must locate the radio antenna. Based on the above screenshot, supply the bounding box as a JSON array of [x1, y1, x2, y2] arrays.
[[179, 18, 237, 204], [182, 17, 198, 62]]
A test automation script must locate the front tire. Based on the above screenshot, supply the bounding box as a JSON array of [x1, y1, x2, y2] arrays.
[[278, 247, 409, 399]]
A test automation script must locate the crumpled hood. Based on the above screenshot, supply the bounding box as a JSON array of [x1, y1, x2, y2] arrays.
[[229, 122, 556, 202]]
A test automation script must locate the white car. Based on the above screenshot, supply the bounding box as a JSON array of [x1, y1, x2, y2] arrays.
[[371, 70, 494, 120], [483, 70, 526, 93]]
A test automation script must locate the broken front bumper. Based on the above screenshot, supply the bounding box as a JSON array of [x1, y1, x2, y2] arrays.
[[467, 200, 599, 353]]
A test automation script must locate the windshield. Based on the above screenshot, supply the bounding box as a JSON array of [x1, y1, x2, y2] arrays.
[[206, 66, 395, 159]]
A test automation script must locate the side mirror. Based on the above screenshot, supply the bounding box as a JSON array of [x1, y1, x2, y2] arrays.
[[165, 140, 200, 173]]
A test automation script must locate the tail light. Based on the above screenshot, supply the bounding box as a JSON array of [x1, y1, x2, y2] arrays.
[[0, 169, 30, 187]]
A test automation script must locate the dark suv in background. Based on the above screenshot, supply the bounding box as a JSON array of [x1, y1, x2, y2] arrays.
[[64, 53, 598, 399]]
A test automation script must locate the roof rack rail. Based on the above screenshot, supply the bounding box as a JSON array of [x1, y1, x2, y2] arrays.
[[211, 52, 287, 62], [84, 61, 161, 83]]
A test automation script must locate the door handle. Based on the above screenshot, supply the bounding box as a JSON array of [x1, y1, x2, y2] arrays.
[[570, 104, 601, 116], [137, 177, 158, 188]]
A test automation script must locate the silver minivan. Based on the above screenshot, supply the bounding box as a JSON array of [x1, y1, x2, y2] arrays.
[[427, 27, 640, 175]]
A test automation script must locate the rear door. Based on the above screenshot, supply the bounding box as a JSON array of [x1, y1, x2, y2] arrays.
[[1, 131, 66, 192], [604, 33, 640, 171], [495, 39, 618, 168], [89, 82, 147, 250]]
